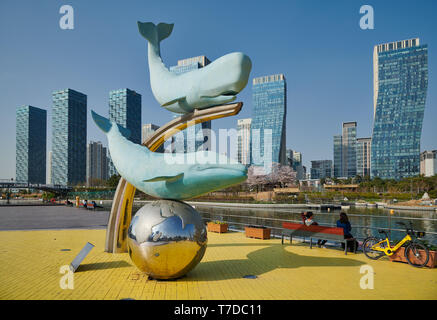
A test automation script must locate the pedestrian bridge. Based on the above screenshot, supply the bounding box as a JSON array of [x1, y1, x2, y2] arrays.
[[0, 180, 72, 195]]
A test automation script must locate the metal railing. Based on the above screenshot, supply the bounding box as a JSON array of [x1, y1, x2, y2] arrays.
[[198, 210, 437, 242]]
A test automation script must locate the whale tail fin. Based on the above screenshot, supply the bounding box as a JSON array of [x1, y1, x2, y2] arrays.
[[137, 21, 174, 44], [91, 110, 131, 139]]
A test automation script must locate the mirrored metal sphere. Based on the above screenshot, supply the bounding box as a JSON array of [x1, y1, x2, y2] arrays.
[[127, 200, 207, 279]]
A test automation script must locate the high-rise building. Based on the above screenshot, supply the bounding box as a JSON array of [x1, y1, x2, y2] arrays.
[[371, 38, 428, 180], [170, 56, 212, 153], [52, 89, 87, 186], [47, 151, 52, 184], [356, 138, 372, 177], [333, 122, 357, 178], [310, 160, 333, 180], [286, 149, 304, 180], [86, 141, 108, 186], [333, 135, 342, 178], [237, 118, 251, 165], [420, 150, 437, 177], [108, 88, 142, 177], [16, 105, 47, 183], [142, 124, 164, 152], [251, 74, 287, 166]]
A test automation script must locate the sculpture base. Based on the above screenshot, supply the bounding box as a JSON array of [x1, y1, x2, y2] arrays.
[[127, 200, 207, 280]]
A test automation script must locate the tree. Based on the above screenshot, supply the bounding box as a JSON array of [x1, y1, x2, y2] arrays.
[[107, 174, 121, 189]]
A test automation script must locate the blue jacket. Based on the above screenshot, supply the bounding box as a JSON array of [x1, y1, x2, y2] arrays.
[[336, 220, 352, 237]]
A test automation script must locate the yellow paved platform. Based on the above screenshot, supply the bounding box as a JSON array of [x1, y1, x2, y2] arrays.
[[0, 229, 436, 300]]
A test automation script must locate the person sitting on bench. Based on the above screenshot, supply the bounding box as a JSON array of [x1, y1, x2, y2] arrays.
[[336, 212, 357, 252], [301, 212, 327, 248]]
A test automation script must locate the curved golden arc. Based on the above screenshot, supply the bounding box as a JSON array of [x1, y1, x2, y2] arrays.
[[105, 102, 242, 253]]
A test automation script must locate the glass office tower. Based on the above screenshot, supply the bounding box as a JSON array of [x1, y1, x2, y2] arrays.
[[170, 56, 212, 153], [333, 135, 342, 178], [142, 124, 164, 152], [371, 38, 428, 180], [108, 88, 142, 177], [356, 138, 371, 177], [333, 122, 357, 178], [237, 118, 252, 165], [251, 74, 287, 166], [16, 105, 47, 183], [310, 160, 333, 179], [52, 89, 87, 186]]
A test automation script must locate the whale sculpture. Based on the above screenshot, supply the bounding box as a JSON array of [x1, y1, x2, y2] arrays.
[[137, 21, 252, 114], [92, 110, 247, 200]]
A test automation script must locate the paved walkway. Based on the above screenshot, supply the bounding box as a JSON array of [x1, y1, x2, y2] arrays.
[[0, 206, 109, 230], [0, 229, 435, 300]]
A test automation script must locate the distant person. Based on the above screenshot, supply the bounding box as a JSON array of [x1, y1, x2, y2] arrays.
[[302, 211, 327, 248], [83, 199, 88, 208], [336, 212, 357, 252]]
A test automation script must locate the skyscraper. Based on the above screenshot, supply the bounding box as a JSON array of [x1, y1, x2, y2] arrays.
[[333, 135, 342, 178], [333, 122, 357, 178], [371, 38, 428, 180], [251, 74, 287, 166], [16, 105, 47, 183], [420, 150, 437, 177], [52, 89, 87, 186], [142, 124, 164, 152], [86, 141, 108, 186], [286, 149, 304, 180], [170, 56, 211, 153], [356, 138, 371, 177], [108, 88, 142, 177], [237, 118, 251, 165], [310, 160, 333, 179], [47, 151, 52, 184]]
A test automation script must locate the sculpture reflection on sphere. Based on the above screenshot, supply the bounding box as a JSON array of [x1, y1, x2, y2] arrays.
[[127, 200, 207, 279], [94, 21, 252, 279]]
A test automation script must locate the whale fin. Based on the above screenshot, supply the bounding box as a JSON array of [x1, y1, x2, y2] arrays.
[[143, 173, 184, 183], [137, 21, 174, 43], [91, 110, 131, 139]]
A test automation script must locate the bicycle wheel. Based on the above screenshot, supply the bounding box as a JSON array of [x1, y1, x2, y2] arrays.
[[363, 237, 385, 260], [405, 242, 429, 268]]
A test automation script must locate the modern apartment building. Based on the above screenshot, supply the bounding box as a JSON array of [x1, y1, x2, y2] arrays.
[[356, 138, 372, 177], [86, 141, 108, 186], [371, 38, 428, 180], [420, 150, 437, 177], [108, 88, 142, 177], [237, 118, 252, 165], [251, 74, 287, 166], [333, 122, 357, 178], [51, 89, 87, 186], [16, 105, 47, 183]]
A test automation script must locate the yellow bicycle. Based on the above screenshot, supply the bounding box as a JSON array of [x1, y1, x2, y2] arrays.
[[363, 221, 429, 268]]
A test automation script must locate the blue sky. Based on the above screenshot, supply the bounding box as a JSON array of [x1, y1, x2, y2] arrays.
[[0, 0, 436, 179]]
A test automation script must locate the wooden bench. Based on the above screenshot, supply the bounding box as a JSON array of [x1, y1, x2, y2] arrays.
[[281, 222, 356, 255]]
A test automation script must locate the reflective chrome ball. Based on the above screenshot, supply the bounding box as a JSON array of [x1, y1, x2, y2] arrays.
[[127, 200, 207, 279]]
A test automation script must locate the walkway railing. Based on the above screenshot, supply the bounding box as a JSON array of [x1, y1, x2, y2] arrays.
[[198, 210, 437, 243]]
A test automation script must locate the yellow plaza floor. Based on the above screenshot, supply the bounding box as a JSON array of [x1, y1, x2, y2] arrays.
[[0, 229, 436, 300]]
